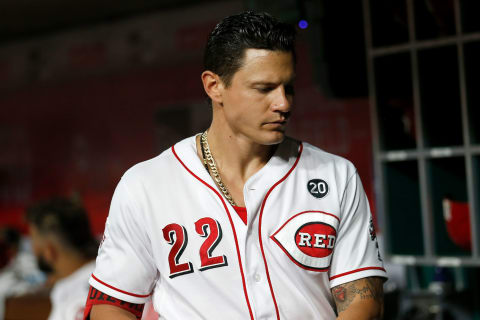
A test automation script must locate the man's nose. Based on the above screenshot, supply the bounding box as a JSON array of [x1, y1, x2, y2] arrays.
[[271, 85, 292, 113]]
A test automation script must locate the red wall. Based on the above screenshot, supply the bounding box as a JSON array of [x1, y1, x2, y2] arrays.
[[0, 22, 374, 235]]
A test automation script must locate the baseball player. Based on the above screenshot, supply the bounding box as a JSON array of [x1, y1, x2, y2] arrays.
[[26, 198, 98, 320], [85, 11, 387, 320]]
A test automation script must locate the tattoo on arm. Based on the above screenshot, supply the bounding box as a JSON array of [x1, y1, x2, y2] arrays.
[[331, 277, 384, 314]]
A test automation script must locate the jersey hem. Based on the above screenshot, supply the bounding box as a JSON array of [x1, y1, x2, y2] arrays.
[[89, 274, 151, 304], [329, 267, 387, 288]]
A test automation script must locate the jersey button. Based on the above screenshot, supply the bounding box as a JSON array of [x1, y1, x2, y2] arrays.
[[254, 273, 261, 282]]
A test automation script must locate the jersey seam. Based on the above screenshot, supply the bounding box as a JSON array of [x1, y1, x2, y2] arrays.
[[339, 168, 358, 211]]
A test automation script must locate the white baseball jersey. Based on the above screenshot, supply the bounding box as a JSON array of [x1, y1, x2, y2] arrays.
[[90, 135, 387, 320], [49, 260, 95, 320]]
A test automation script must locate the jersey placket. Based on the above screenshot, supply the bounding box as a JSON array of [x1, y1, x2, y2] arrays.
[[240, 141, 301, 320], [243, 182, 278, 320]]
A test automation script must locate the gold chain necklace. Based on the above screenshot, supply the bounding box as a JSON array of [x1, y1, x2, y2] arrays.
[[200, 131, 237, 207]]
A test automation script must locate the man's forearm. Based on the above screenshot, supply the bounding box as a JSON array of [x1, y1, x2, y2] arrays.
[[331, 277, 384, 320], [335, 300, 383, 320], [90, 304, 137, 320]]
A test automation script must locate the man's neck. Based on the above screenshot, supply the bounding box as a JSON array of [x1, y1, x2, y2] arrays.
[[196, 121, 279, 207], [54, 252, 92, 281], [200, 124, 275, 184]]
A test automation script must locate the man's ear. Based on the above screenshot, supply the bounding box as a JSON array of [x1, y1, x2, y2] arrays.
[[201, 71, 224, 105]]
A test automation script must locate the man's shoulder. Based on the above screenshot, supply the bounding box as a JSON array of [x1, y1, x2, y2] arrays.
[[123, 150, 174, 179], [299, 140, 355, 171]]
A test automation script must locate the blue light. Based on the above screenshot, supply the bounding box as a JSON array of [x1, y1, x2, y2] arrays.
[[298, 20, 308, 29]]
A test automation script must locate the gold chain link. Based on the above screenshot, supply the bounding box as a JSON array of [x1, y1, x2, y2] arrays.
[[200, 131, 237, 207]]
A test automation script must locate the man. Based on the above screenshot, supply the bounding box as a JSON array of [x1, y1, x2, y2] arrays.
[[26, 197, 98, 320], [87, 11, 387, 320]]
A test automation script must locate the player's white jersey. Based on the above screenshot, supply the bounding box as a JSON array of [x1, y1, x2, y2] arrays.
[[90, 135, 387, 320], [50, 261, 95, 320]]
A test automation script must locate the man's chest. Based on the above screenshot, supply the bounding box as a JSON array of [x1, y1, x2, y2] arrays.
[[141, 162, 343, 283], [125, 140, 349, 319]]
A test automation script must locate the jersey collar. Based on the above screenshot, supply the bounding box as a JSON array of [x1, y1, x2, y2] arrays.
[[172, 134, 301, 205]]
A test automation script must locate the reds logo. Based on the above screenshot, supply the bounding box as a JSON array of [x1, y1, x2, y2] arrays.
[[271, 211, 339, 272], [295, 222, 336, 258]]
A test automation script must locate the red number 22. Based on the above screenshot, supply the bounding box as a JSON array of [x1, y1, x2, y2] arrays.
[[163, 217, 227, 278]]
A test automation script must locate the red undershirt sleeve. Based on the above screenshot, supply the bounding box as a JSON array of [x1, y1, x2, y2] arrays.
[[83, 286, 145, 320]]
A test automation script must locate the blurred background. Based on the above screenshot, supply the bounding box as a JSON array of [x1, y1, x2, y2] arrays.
[[0, 0, 479, 319]]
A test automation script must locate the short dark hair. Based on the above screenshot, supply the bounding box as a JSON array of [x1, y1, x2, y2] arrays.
[[26, 197, 98, 259], [204, 11, 296, 87]]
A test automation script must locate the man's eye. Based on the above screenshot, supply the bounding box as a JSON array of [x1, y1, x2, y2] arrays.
[[257, 87, 273, 93]]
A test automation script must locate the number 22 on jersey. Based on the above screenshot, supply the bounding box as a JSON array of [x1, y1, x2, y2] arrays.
[[162, 217, 228, 278]]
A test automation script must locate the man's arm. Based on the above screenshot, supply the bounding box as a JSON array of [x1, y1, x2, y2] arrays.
[[85, 286, 145, 320], [331, 276, 384, 320], [90, 304, 137, 320]]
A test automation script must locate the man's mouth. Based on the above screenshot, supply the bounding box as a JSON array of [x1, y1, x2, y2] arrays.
[[267, 119, 288, 125], [264, 120, 288, 129]]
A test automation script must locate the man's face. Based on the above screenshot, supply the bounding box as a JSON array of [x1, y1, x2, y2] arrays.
[[218, 49, 295, 145], [29, 224, 54, 274]]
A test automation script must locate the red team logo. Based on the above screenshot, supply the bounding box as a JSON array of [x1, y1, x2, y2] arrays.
[[295, 222, 336, 258], [271, 211, 339, 271]]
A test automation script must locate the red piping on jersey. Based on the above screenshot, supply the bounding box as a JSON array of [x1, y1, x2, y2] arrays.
[[329, 266, 386, 281], [172, 145, 255, 320], [91, 274, 151, 298], [270, 210, 339, 273], [272, 210, 340, 234], [258, 142, 303, 320]]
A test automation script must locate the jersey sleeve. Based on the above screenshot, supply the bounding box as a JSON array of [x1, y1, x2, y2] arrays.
[[89, 177, 157, 304], [328, 170, 387, 288], [83, 286, 144, 320]]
